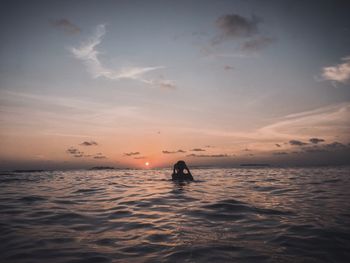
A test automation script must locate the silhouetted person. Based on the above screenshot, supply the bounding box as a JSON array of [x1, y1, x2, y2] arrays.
[[172, 160, 193, 181]]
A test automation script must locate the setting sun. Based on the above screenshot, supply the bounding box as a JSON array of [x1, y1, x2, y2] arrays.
[[145, 162, 149, 166]]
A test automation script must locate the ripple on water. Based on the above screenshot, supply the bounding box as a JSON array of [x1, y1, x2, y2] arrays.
[[18, 195, 46, 203], [107, 210, 133, 219], [0, 167, 349, 263], [163, 244, 269, 263], [204, 199, 292, 215], [74, 188, 105, 194], [269, 227, 350, 263], [38, 212, 94, 227]]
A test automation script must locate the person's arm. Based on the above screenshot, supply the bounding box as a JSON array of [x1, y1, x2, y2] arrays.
[[185, 167, 193, 180], [184, 164, 190, 173], [187, 172, 194, 180], [172, 165, 176, 180]]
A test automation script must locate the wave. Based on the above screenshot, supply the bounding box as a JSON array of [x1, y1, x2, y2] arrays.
[[0, 167, 349, 262]]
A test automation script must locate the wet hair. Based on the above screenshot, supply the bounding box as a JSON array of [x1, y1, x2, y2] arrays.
[[176, 160, 186, 169]]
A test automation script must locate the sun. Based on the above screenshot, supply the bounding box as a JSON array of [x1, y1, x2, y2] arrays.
[[145, 162, 149, 167]]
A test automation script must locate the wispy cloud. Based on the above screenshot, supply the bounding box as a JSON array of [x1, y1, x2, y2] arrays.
[[142, 78, 176, 90], [162, 149, 187, 154], [186, 153, 230, 158], [190, 148, 206, 152], [0, 90, 147, 137], [70, 24, 175, 89], [259, 103, 350, 140], [94, 156, 107, 159], [93, 153, 107, 159], [322, 56, 350, 84], [157, 103, 350, 151], [51, 18, 81, 34], [124, 152, 140, 156], [273, 151, 288, 155], [134, 156, 147, 159]]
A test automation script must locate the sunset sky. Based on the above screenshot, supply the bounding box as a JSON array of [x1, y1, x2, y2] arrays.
[[1, 0, 350, 170]]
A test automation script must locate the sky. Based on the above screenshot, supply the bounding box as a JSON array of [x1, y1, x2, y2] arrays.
[[0, 0, 350, 170]]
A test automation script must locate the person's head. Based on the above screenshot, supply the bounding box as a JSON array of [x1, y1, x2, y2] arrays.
[[176, 160, 187, 171]]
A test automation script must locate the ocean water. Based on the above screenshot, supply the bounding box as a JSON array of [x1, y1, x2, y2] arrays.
[[0, 167, 350, 263]]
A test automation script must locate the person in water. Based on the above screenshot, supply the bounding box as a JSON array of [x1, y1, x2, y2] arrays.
[[172, 160, 193, 181]]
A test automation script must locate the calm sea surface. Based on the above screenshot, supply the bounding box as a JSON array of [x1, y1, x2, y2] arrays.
[[0, 167, 349, 263]]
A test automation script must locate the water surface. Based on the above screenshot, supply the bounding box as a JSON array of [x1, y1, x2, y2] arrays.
[[1, 167, 349, 262]]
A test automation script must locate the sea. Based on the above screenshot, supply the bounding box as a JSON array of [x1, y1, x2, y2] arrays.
[[0, 166, 349, 263]]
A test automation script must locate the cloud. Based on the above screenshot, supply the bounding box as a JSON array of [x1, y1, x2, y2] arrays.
[[324, 141, 347, 149], [190, 148, 206, 152], [66, 147, 108, 159], [93, 152, 107, 159], [66, 147, 85, 157], [162, 150, 175, 154], [273, 151, 288, 155], [134, 156, 147, 159], [70, 24, 174, 89], [51, 18, 80, 34], [303, 148, 328, 154], [80, 140, 98, 146], [211, 13, 274, 52], [269, 140, 349, 158], [66, 147, 81, 154], [94, 155, 107, 159], [70, 25, 159, 79], [158, 80, 176, 90], [124, 152, 140, 156], [186, 154, 230, 158], [309, 138, 325, 144], [299, 141, 349, 154], [241, 36, 274, 52], [322, 56, 350, 84], [142, 78, 176, 90], [289, 140, 308, 146], [259, 103, 350, 140], [162, 149, 187, 154], [213, 14, 259, 45], [224, 65, 234, 71], [275, 144, 281, 147]]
